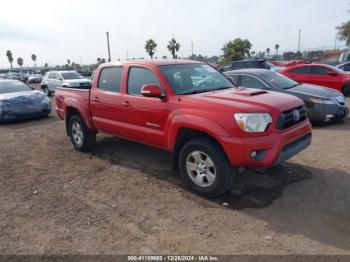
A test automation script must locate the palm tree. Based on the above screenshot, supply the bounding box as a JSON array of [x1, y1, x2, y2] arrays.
[[17, 57, 24, 70], [167, 38, 181, 59], [67, 59, 71, 65], [97, 58, 101, 65], [275, 44, 280, 55], [145, 39, 157, 59], [31, 54, 37, 67], [266, 48, 270, 57], [6, 50, 14, 69]]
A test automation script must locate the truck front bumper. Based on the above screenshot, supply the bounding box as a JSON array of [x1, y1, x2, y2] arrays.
[[220, 120, 312, 169]]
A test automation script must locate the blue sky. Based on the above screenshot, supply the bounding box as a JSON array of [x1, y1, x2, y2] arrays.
[[0, 0, 349, 67]]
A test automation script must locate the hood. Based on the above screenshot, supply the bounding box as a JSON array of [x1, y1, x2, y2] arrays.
[[182, 88, 304, 113], [288, 83, 341, 99], [0, 90, 49, 105]]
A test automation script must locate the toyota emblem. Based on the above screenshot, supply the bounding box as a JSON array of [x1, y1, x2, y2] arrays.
[[293, 110, 301, 121]]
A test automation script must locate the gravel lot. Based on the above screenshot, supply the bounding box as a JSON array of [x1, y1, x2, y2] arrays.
[[0, 87, 349, 255]]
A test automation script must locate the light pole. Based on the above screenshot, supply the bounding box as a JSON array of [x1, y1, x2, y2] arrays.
[[106, 31, 111, 62], [298, 29, 302, 53], [191, 41, 194, 57]]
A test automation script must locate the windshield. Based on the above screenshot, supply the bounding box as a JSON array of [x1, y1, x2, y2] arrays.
[[61, 72, 84, 80], [159, 64, 234, 95], [0, 81, 32, 94], [260, 71, 299, 89]]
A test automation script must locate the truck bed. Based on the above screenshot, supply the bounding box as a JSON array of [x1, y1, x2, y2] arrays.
[[55, 87, 92, 125]]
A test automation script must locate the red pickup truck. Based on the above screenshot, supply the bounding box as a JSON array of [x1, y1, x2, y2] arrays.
[[55, 60, 312, 197]]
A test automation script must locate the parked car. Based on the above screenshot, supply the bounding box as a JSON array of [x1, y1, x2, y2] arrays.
[[279, 63, 350, 96], [218, 59, 280, 72], [0, 80, 51, 122], [55, 60, 312, 198], [7, 72, 26, 82], [28, 74, 43, 84], [336, 62, 350, 72], [0, 73, 7, 79], [339, 51, 350, 64], [41, 71, 92, 96], [225, 69, 349, 123]]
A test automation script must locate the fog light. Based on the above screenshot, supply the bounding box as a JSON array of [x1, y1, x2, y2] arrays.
[[250, 150, 267, 161], [251, 151, 257, 158], [324, 114, 333, 122]]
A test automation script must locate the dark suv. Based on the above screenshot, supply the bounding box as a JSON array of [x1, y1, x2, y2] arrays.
[[219, 60, 275, 72]]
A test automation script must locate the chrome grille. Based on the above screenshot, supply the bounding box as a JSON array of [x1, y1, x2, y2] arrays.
[[276, 106, 307, 130]]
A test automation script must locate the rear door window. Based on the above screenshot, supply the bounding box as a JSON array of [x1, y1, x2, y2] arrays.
[[240, 75, 267, 89], [288, 66, 311, 74], [98, 67, 123, 92], [311, 66, 332, 75]]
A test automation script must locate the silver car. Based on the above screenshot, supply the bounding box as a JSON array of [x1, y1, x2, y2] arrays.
[[41, 71, 92, 96]]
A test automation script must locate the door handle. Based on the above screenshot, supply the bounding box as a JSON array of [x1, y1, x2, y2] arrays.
[[122, 101, 131, 107], [91, 97, 100, 102]]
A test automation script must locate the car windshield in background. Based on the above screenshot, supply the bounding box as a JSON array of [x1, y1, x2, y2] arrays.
[[61, 72, 84, 80], [159, 64, 234, 95], [260, 71, 299, 89], [0, 81, 32, 94]]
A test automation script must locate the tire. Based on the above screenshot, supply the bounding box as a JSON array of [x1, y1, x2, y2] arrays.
[[342, 85, 350, 97], [178, 137, 235, 198], [68, 115, 96, 151]]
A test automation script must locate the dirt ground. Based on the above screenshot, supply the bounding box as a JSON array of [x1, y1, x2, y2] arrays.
[[0, 87, 349, 255]]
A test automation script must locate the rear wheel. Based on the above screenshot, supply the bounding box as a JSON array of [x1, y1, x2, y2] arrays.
[[178, 137, 235, 198], [68, 115, 96, 151], [342, 85, 350, 97]]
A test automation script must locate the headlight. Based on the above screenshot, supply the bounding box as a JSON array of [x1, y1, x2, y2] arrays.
[[234, 113, 273, 133], [309, 98, 336, 104]]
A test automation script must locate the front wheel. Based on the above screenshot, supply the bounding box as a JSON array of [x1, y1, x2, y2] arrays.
[[178, 137, 235, 198], [342, 85, 350, 97], [68, 115, 96, 151]]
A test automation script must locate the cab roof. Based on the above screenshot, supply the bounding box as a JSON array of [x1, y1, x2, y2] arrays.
[[103, 59, 203, 67]]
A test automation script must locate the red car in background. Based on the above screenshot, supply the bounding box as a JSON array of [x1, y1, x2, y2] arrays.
[[279, 63, 350, 96]]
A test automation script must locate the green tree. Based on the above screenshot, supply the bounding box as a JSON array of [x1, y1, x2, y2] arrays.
[[337, 20, 350, 46], [266, 48, 270, 56], [44, 62, 48, 68], [97, 58, 101, 65], [221, 38, 252, 63], [101, 58, 106, 64], [167, 38, 181, 59], [145, 39, 157, 59], [31, 54, 37, 67], [67, 59, 71, 65], [275, 44, 280, 55], [17, 57, 24, 69], [6, 50, 14, 69]]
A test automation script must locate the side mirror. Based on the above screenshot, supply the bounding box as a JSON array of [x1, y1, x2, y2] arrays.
[[141, 84, 163, 98], [328, 71, 338, 76], [226, 76, 237, 86]]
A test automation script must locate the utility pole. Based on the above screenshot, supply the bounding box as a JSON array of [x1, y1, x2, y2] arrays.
[[106, 31, 111, 62], [298, 29, 302, 53], [334, 33, 338, 50]]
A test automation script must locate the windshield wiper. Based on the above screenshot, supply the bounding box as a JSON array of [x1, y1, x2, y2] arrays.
[[181, 86, 233, 95], [284, 83, 300, 89]]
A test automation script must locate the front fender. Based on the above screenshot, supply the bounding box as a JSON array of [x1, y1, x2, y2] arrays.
[[167, 114, 231, 151]]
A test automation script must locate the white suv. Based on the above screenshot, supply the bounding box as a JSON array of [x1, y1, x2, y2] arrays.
[[41, 71, 92, 96]]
